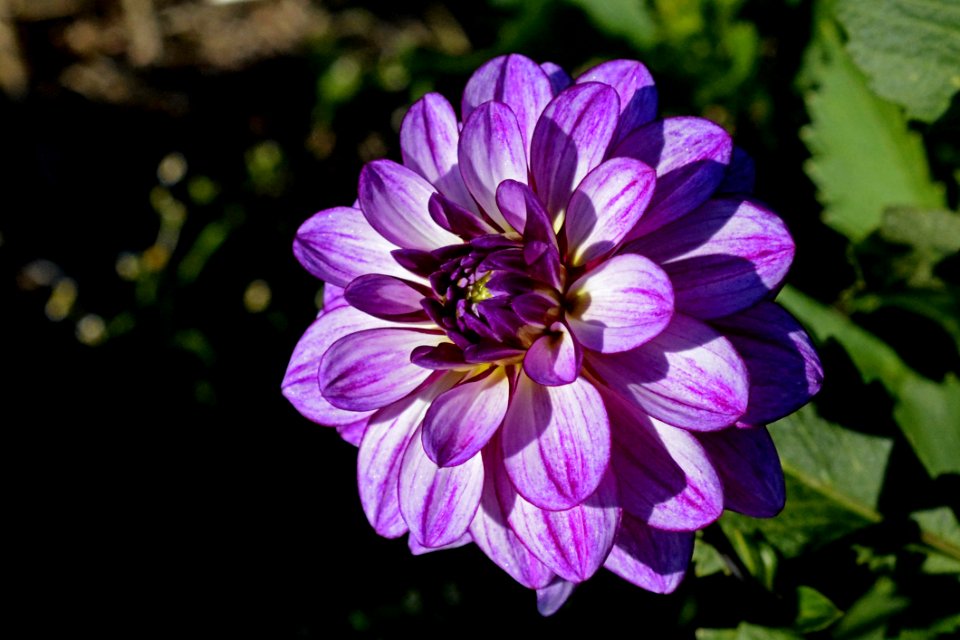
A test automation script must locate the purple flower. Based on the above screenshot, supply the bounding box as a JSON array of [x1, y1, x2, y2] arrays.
[[283, 54, 822, 615]]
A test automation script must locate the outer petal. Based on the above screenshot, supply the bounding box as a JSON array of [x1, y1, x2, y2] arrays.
[[469, 443, 555, 589], [458, 102, 528, 230], [530, 83, 620, 223], [576, 59, 657, 145], [293, 206, 416, 287], [400, 425, 485, 547], [336, 417, 369, 447], [501, 373, 611, 510], [524, 321, 582, 386], [537, 579, 575, 616], [540, 61, 572, 95], [319, 328, 443, 411], [498, 467, 620, 583], [697, 425, 785, 517], [282, 305, 401, 426], [461, 54, 554, 156], [588, 314, 749, 430], [718, 146, 755, 194], [422, 367, 510, 467], [711, 302, 823, 425], [604, 391, 724, 530], [322, 283, 348, 312], [400, 92, 477, 212], [358, 159, 460, 251], [604, 514, 693, 593], [408, 531, 472, 556], [564, 157, 657, 266], [358, 374, 455, 538], [627, 198, 795, 319], [343, 274, 430, 323], [613, 116, 732, 237], [566, 254, 674, 353]]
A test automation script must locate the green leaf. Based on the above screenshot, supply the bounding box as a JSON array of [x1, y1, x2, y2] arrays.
[[835, 0, 960, 123], [795, 586, 843, 633], [693, 538, 731, 578], [722, 405, 890, 556], [799, 17, 944, 241], [563, 0, 658, 50], [697, 624, 803, 640], [912, 508, 960, 574], [851, 290, 960, 354], [779, 286, 960, 478], [832, 577, 910, 640]]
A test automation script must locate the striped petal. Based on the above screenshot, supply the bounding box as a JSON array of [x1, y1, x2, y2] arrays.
[[576, 59, 657, 145], [604, 514, 693, 593], [697, 425, 785, 517]]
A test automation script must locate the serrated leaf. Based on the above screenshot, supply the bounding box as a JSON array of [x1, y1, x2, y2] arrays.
[[722, 405, 890, 556], [779, 286, 960, 477], [835, 0, 960, 123], [795, 586, 843, 633], [800, 18, 944, 241], [563, 0, 658, 49], [912, 508, 960, 574]]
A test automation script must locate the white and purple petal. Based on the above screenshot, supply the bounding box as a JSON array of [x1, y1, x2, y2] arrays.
[[536, 578, 575, 616], [576, 59, 657, 145], [604, 514, 693, 593], [343, 274, 431, 323], [523, 321, 582, 386]]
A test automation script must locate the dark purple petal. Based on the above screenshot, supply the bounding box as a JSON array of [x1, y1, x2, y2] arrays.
[[400, 425, 485, 548], [524, 321, 583, 386], [461, 54, 554, 156], [336, 417, 369, 447], [458, 102, 528, 229], [358, 159, 460, 251], [564, 157, 657, 266], [711, 302, 823, 425], [422, 368, 510, 467], [463, 342, 527, 364], [319, 328, 444, 411], [343, 274, 431, 322], [282, 305, 401, 426], [530, 83, 620, 223], [613, 117, 732, 237], [604, 391, 723, 530], [718, 146, 755, 194], [429, 193, 498, 238], [540, 61, 572, 95], [391, 248, 440, 278], [588, 314, 749, 430], [513, 291, 559, 326], [576, 59, 657, 145], [627, 198, 795, 319], [501, 372, 610, 510], [400, 92, 477, 212], [408, 531, 472, 556], [566, 254, 674, 353], [469, 444, 555, 589], [294, 206, 417, 287], [499, 467, 621, 582], [537, 578, 575, 616], [604, 514, 693, 593], [495, 180, 556, 246], [697, 425, 785, 517], [358, 375, 455, 537], [410, 343, 470, 370]]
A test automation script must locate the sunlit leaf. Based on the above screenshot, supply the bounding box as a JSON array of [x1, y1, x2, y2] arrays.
[[835, 0, 960, 123], [912, 508, 960, 575], [795, 586, 843, 633]]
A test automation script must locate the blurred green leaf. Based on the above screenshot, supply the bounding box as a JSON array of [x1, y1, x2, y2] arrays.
[[779, 286, 960, 478], [912, 508, 960, 575], [832, 577, 910, 640], [697, 624, 803, 640], [851, 290, 960, 354], [723, 405, 890, 556], [835, 0, 960, 123], [693, 538, 731, 577], [725, 528, 779, 589], [800, 16, 944, 241], [795, 586, 843, 633], [879, 207, 960, 287], [564, 0, 658, 49]]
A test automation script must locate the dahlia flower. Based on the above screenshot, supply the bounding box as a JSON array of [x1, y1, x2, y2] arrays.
[[283, 54, 822, 615]]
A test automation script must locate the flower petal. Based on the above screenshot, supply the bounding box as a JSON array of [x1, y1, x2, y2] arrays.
[[524, 322, 582, 386], [461, 54, 554, 156], [604, 514, 693, 594], [613, 116, 732, 237], [358, 159, 460, 251], [343, 274, 430, 323], [293, 206, 416, 287], [422, 367, 511, 467], [711, 302, 823, 425], [358, 375, 455, 538], [530, 83, 620, 223], [428, 193, 497, 238], [540, 61, 572, 95], [576, 59, 657, 145], [501, 372, 611, 510], [469, 444, 555, 589], [282, 305, 401, 426], [628, 197, 795, 319], [458, 102, 528, 230], [336, 418, 369, 447], [697, 425, 785, 517], [604, 391, 724, 530], [400, 424, 485, 547], [322, 283, 348, 312], [718, 146, 755, 194], [319, 328, 444, 411], [400, 92, 477, 212], [498, 466, 621, 582], [564, 157, 657, 266], [536, 578, 575, 616], [588, 314, 749, 430], [566, 254, 674, 353], [408, 531, 472, 556]]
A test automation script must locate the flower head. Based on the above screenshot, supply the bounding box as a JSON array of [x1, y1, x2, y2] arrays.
[[283, 54, 822, 615]]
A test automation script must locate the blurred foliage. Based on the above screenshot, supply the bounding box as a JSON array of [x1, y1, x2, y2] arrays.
[[3, 0, 959, 637]]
